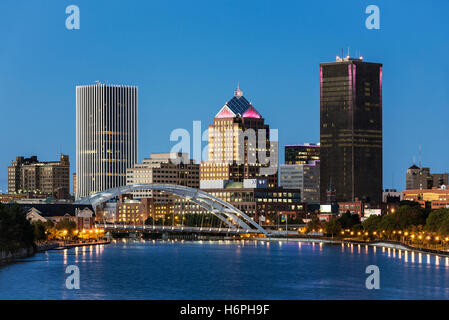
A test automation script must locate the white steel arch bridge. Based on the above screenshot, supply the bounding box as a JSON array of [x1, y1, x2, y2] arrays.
[[74, 184, 268, 236]]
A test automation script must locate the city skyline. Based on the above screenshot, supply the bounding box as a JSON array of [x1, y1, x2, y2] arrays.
[[2, 1, 449, 304], [1, 0, 448, 193]]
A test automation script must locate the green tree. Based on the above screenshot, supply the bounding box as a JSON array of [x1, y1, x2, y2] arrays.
[[306, 216, 322, 233], [425, 208, 449, 232], [337, 211, 361, 229], [379, 213, 399, 232], [32, 221, 47, 242], [324, 218, 342, 238], [287, 216, 304, 225], [395, 205, 426, 230], [0, 204, 35, 252], [437, 211, 449, 235], [144, 216, 154, 225], [55, 219, 76, 233], [362, 215, 382, 232]]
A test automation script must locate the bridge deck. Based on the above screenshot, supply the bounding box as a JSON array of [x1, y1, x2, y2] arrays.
[[96, 224, 261, 235]]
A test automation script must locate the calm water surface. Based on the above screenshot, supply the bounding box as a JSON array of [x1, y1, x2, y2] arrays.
[[1, 239, 449, 299]]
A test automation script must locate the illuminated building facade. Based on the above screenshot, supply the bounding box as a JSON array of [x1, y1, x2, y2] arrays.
[[8, 155, 70, 198], [402, 187, 449, 210], [126, 153, 200, 201], [200, 86, 278, 187], [201, 181, 305, 225], [76, 83, 138, 199], [320, 57, 383, 204], [116, 194, 151, 224], [285, 143, 320, 165]]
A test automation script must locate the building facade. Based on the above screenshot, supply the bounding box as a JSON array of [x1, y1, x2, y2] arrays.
[[126, 153, 200, 201], [285, 143, 320, 165], [338, 199, 364, 216], [76, 83, 138, 199], [402, 187, 449, 209], [320, 56, 383, 204], [201, 181, 306, 225], [18, 203, 95, 230], [72, 173, 76, 196], [279, 161, 320, 204], [8, 155, 70, 199], [200, 86, 278, 188], [405, 165, 448, 190], [116, 194, 151, 225]]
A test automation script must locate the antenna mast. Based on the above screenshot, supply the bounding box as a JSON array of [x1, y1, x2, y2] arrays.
[[419, 144, 422, 169]]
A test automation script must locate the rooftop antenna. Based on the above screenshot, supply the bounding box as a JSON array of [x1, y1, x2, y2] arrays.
[[392, 173, 395, 190], [418, 144, 422, 169]]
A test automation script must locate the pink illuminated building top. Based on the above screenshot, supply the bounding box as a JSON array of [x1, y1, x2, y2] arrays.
[[215, 86, 263, 119]]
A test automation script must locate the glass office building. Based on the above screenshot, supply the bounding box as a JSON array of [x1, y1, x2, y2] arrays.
[[320, 57, 382, 204], [76, 83, 138, 199]]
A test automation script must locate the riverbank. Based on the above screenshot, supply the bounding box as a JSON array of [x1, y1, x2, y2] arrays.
[[0, 246, 35, 265], [0, 240, 112, 266], [52, 240, 111, 250], [257, 236, 449, 257]]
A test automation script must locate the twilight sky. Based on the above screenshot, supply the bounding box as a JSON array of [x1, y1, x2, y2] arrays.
[[0, 0, 448, 193]]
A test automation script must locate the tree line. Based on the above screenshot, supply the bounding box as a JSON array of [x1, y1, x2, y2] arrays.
[[0, 204, 78, 253], [310, 201, 449, 239]]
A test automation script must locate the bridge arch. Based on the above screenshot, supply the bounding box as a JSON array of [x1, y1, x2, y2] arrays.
[[74, 184, 268, 235]]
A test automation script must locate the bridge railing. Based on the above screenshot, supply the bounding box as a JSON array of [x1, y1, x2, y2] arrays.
[[95, 223, 260, 234]]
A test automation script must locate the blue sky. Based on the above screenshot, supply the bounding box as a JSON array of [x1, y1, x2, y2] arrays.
[[0, 0, 448, 193]]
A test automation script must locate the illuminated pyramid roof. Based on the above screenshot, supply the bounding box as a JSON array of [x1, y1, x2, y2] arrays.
[[215, 86, 262, 119]]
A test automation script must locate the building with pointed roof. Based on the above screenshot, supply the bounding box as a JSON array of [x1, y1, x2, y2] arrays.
[[201, 86, 278, 187], [215, 86, 262, 119]]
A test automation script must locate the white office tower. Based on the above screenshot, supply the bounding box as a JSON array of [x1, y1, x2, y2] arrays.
[[76, 83, 138, 200]]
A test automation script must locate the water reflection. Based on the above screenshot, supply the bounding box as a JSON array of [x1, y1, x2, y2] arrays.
[[2, 240, 449, 300]]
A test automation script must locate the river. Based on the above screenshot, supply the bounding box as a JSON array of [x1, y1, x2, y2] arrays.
[[0, 239, 448, 299]]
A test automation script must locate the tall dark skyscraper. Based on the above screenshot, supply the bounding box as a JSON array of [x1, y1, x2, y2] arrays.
[[320, 56, 383, 204]]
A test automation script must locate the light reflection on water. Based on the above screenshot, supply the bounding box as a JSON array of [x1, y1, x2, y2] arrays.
[[0, 240, 448, 300]]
